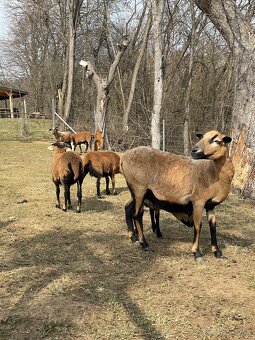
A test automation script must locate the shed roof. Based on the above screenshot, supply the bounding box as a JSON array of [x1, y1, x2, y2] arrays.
[[0, 86, 28, 100]]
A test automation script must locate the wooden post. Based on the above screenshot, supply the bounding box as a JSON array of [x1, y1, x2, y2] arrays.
[[52, 98, 56, 129], [9, 93, 14, 119], [23, 99, 27, 119]]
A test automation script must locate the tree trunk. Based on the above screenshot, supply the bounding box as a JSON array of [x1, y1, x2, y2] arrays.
[[123, 14, 152, 131], [194, 0, 255, 198], [151, 0, 165, 149], [183, 0, 195, 156]]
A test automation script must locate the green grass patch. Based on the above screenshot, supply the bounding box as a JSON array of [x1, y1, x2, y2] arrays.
[[0, 118, 52, 142]]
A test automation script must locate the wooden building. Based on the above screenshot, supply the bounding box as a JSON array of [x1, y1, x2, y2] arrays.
[[0, 86, 28, 118]]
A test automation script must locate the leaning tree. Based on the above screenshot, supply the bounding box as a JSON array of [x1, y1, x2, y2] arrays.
[[194, 0, 255, 199]]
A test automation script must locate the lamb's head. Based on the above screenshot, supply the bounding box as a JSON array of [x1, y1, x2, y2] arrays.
[[191, 130, 232, 160]]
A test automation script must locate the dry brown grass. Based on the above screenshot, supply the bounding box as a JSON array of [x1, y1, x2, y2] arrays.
[[0, 141, 255, 339]]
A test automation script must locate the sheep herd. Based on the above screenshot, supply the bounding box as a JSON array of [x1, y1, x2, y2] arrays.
[[50, 128, 235, 261]]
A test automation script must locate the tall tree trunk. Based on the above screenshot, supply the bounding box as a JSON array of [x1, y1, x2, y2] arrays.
[[194, 0, 255, 198], [64, 0, 83, 123], [183, 0, 195, 156], [151, 0, 165, 149]]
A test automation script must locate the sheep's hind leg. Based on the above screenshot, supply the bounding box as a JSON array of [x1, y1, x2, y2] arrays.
[[55, 183, 60, 209], [76, 181, 82, 213], [111, 174, 118, 195], [206, 208, 222, 258], [150, 208, 162, 238], [125, 200, 138, 244], [97, 177, 102, 198], [105, 176, 111, 195], [63, 184, 71, 211], [134, 197, 149, 250]]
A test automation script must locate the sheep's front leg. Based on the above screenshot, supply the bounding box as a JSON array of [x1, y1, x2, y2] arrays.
[[206, 208, 222, 258], [105, 176, 111, 195], [192, 202, 204, 261], [55, 183, 60, 209], [76, 181, 82, 213]]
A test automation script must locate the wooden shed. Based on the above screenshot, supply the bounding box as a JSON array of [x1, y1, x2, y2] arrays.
[[0, 86, 28, 118]]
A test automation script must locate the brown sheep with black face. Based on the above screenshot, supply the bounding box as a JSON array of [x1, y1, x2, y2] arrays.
[[51, 141, 84, 212], [82, 151, 120, 198], [120, 130, 235, 261]]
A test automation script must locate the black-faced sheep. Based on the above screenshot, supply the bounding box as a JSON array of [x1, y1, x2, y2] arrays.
[[120, 130, 235, 261], [94, 129, 104, 151], [51, 141, 84, 212], [82, 151, 120, 198], [52, 127, 72, 148], [71, 131, 94, 154]]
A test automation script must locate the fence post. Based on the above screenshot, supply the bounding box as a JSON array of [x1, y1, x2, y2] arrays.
[[52, 98, 56, 129]]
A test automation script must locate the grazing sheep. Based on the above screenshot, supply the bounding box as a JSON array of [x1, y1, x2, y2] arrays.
[[120, 130, 234, 260], [51, 141, 84, 212], [52, 127, 72, 148], [94, 129, 104, 151], [71, 131, 94, 154], [82, 151, 120, 198]]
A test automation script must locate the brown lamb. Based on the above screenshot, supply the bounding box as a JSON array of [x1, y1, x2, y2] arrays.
[[120, 130, 235, 261], [71, 131, 94, 154], [82, 151, 120, 198], [51, 141, 84, 212]]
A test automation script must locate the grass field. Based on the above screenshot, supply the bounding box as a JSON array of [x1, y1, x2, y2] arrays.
[[0, 120, 255, 339]]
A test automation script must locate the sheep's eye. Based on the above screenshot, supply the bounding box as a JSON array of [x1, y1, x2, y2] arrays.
[[214, 140, 221, 145]]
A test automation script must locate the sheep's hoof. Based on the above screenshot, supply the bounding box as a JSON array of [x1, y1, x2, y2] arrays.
[[142, 244, 150, 251], [62, 208, 67, 212], [97, 195, 103, 199], [106, 191, 111, 195], [130, 235, 139, 243], [113, 192, 118, 195], [194, 250, 203, 262], [157, 232, 163, 238], [55, 204, 60, 209], [214, 249, 222, 258], [76, 210, 81, 213]]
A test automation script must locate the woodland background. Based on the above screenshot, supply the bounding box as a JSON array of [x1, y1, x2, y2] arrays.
[[0, 0, 255, 198]]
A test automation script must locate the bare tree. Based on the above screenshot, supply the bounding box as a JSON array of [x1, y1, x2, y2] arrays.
[[194, 0, 255, 198], [150, 0, 165, 149], [80, 39, 129, 135]]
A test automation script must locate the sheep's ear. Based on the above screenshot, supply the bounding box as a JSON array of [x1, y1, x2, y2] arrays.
[[196, 133, 203, 139], [223, 136, 232, 144]]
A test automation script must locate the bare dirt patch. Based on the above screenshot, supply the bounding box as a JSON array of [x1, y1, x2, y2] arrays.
[[0, 141, 255, 339]]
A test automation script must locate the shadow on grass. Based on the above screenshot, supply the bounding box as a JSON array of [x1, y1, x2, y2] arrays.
[[1, 205, 254, 338], [1, 228, 165, 339]]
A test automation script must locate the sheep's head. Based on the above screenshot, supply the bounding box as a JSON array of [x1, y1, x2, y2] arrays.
[[191, 130, 232, 160], [52, 141, 71, 149]]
